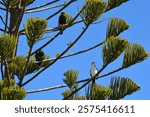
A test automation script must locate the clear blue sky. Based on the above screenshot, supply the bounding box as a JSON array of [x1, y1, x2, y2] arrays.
[[0, 0, 150, 100]]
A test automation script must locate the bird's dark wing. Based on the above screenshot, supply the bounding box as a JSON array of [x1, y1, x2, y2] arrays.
[[35, 51, 44, 61], [59, 15, 66, 25]]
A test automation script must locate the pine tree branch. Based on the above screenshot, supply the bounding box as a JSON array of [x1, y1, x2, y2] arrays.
[[18, 45, 33, 86], [19, 17, 106, 36], [25, 0, 60, 11], [46, 0, 77, 20], [25, 3, 65, 13], [77, 67, 124, 84], [27, 84, 67, 94], [19, 17, 107, 35], [0, 15, 9, 30], [35, 41, 103, 64], [0, 7, 6, 11], [45, 20, 84, 33], [26, 67, 123, 93], [19, 20, 83, 35], [27, 65, 109, 94], [26, 44, 149, 94], [31, 32, 61, 56], [0, 1, 5, 6], [0, 28, 6, 32]]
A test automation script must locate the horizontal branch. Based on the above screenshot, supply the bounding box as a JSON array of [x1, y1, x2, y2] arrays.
[[19, 20, 83, 35], [25, 0, 60, 11], [25, 3, 65, 13], [34, 41, 103, 64], [27, 84, 67, 94], [26, 67, 123, 94]]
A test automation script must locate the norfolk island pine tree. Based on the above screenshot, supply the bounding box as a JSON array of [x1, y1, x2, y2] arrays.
[[0, 0, 149, 100]]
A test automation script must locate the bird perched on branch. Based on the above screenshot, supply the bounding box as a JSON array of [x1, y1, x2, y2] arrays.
[[58, 12, 66, 34], [90, 62, 98, 84], [35, 50, 45, 65]]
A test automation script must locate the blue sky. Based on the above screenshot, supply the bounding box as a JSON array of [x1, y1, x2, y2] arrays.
[[0, 0, 150, 100]]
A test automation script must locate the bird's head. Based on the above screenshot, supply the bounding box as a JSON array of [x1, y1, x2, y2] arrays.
[[61, 12, 65, 15], [36, 50, 44, 55], [91, 62, 96, 67]]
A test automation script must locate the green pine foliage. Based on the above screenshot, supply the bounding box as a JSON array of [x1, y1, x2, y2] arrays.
[[24, 17, 47, 47], [108, 77, 140, 100], [63, 69, 78, 89], [62, 90, 72, 100], [106, 0, 129, 12], [102, 36, 129, 66], [86, 84, 112, 100], [106, 18, 130, 38], [0, 34, 16, 60], [122, 44, 149, 68], [80, 0, 107, 25], [0, 79, 26, 100]]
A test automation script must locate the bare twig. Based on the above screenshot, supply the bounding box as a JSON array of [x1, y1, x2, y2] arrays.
[[25, 3, 65, 13], [25, 0, 60, 11]]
